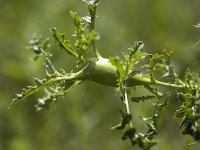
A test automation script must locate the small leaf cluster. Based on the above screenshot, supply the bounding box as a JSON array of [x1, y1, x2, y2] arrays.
[[110, 41, 146, 87], [175, 70, 200, 140], [143, 50, 178, 83], [10, 36, 82, 111], [51, 0, 99, 68], [110, 42, 166, 149], [10, 0, 100, 111]]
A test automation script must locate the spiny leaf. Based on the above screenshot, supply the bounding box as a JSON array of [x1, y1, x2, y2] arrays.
[[9, 86, 38, 109], [128, 41, 145, 61], [70, 11, 82, 28], [174, 106, 186, 118], [121, 124, 136, 140], [35, 80, 81, 111], [129, 41, 144, 55], [80, 30, 98, 52], [142, 140, 157, 149], [131, 95, 157, 103], [144, 85, 163, 97], [109, 57, 125, 85], [140, 116, 158, 133], [28, 35, 52, 59], [9, 74, 58, 109], [154, 63, 168, 71], [111, 110, 132, 130], [50, 28, 78, 58]]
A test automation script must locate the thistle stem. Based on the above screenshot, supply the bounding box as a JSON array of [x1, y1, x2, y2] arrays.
[[89, 1, 102, 59], [124, 88, 130, 114]]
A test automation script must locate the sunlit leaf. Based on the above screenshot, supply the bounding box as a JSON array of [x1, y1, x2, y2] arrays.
[[50, 28, 78, 58], [109, 57, 125, 85]]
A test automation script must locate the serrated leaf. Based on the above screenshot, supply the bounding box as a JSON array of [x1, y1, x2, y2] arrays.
[[109, 57, 125, 85], [131, 95, 156, 103], [121, 125, 136, 140], [154, 63, 167, 71], [140, 116, 157, 132], [111, 110, 132, 130], [9, 75, 58, 109], [143, 140, 157, 149], [35, 80, 81, 111], [50, 28, 78, 58], [144, 85, 163, 97], [136, 41, 144, 51], [9, 86, 38, 109], [133, 51, 147, 62], [174, 106, 186, 118], [129, 41, 145, 60], [70, 11, 82, 27]]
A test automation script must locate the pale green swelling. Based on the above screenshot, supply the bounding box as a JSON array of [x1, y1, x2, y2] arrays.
[[56, 57, 184, 89]]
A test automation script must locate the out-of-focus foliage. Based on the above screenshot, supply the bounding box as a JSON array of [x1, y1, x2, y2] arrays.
[[0, 0, 200, 150]]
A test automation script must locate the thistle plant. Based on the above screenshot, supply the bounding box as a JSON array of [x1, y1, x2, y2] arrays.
[[10, 0, 200, 149]]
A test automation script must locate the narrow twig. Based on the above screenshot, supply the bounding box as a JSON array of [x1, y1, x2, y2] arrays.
[[89, 1, 101, 58], [45, 58, 58, 73], [123, 87, 133, 126], [124, 88, 130, 114]]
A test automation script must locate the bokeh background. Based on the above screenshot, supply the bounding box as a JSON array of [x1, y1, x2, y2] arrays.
[[0, 0, 200, 149]]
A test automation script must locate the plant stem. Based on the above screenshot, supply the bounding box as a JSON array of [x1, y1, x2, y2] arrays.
[[46, 58, 57, 73], [123, 88, 133, 127], [10, 57, 186, 109], [77, 58, 185, 89], [155, 80, 184, 89], [124, 88, 131, 114], [89, 1, 101, 58]]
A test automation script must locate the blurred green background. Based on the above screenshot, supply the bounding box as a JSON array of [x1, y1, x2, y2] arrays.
[[0, 0, 200, 149]]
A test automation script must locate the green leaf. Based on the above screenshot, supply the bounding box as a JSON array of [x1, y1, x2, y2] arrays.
[[144, 85, 163, 97], [70, 11, 83, 29], [80, 30, 98, 52], [131, 95, 157, 103], [9, 86, 38, 109], [50, 28, 78, 58], [154, 63, 168, 71], [109, 57, 125, 85], [179, 93, 192, 105], [140, 116, 157, 133], [121, 125, 136, 140], [111, 110, 132, 130], [35, 80, 81, 111], [142, 139, 157, 149], [9, 74, 59, 109], [128, 41, 145, 62], [174, 106, 186, 118]]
